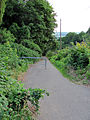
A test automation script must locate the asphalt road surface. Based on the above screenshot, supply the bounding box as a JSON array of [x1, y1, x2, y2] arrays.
[[23, 59, 90, 120]]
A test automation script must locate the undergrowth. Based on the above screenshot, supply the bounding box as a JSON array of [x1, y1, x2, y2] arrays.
[[0, 42, 49, 119], [48, 42, 90, 85]]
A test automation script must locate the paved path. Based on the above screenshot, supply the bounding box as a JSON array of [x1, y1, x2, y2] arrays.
[[23, 59, 90, 120]]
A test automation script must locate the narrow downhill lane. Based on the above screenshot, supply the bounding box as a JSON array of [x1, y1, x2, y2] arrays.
[[23, 59, 90, 120]]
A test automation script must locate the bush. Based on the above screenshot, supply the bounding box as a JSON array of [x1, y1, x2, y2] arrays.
[[0, 29, 15, 44], [21, 39, 42, 55], [50, 42, 90, 84], [0, 76, 48, 119], [56, 48, 70, 60], [46, 51, 56, 59], [0, 42, 48, 119], [11, 43, 40, 58], [68, 42, 89, 69], [0, 42, 18, 69]]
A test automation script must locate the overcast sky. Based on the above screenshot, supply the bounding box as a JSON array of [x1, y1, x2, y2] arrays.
[[47, 0, 90, 32]]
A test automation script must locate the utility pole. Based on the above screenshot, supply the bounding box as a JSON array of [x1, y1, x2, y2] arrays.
[[60, 19, 62, 50]]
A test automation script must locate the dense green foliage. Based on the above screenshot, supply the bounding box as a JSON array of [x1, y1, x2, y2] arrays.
[[0, 0, 56, 118], [68, 43, 89, 69], [46, 50, 56, 60], [57, 29, 90, 49], [57, 32, 86, 48], [21, 40, 42, 55], [49, 42, 90, 84], [0, 0, 7, 23], [0, 36, 49, 119], [0, 28, 15, 44], [1, 0, 89, 118], [11, 43, 40, 58], [2, 0, 57, 54]]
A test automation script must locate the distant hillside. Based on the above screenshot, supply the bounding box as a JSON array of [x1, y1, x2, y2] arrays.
[[55, 32, 80, 38], [55, 32, 68, 38]]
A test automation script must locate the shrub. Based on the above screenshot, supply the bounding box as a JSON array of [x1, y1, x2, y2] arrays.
[[50, 42, 90, 84], [46, 51, 56, 59], [68, 42, 89, 69], [0, 42, 18, 69], [11, 43, 40, 58], [0, 42, 49, 119], [0, 76, 48, 119], [0, 29, 15, 44], [21, 39, 42, 55], [55, 48, 70, 61]]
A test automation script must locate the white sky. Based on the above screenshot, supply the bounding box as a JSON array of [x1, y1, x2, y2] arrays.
[[47, 0, 90, 32]]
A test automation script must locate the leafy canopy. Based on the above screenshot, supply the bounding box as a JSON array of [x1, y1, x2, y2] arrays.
[[2, 0, 57, 54]]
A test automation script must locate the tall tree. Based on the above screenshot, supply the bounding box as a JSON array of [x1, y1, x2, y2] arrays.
[[2, 0, 57, 54]]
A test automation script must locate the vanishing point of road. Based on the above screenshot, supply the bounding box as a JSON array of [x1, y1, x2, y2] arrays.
[[23, 59, 90, 120]]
